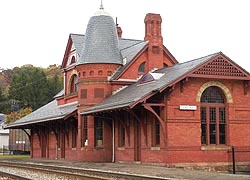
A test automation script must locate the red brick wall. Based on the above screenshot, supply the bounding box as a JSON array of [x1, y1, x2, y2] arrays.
[[112, 78, 250, 164], [32, 133, 41, 158]]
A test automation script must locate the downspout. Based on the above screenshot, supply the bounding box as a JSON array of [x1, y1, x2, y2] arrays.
[[112, 119, 115, 163]]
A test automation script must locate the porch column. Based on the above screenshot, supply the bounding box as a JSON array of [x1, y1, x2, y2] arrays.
[[77, 112, 82, 149]]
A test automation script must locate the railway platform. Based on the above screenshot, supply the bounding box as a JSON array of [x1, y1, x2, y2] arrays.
[[0, 158, 249, 180]]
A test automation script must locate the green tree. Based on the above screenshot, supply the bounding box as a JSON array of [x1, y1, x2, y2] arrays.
[[48, 74, 63, 98], [8, 66, 50, 110], [0, 88, 6, 112]]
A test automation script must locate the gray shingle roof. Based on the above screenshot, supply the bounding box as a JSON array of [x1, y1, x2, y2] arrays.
[[77, 14, 123, 65], [54, 89, 64, 98], [6, 100, 77, 128], [71, 34, 147, 65], [71, 34, 84, 57], [81, 52, 221, 115]]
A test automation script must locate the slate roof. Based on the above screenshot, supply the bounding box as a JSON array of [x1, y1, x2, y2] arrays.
[[71, 34, 148, 79], [78, 12, 123, 65], [0, 114, 6, 122], [71, 34, 147, 63], [5, 100, 77, 128], [81, 52, 221, 115], [54, 89, 64, 98]]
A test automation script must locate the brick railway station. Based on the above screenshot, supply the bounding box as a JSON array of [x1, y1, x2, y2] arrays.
[[5, 3, 250, 171]]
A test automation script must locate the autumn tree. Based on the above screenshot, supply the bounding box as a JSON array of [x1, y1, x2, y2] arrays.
[[5, 107, 32, 124]]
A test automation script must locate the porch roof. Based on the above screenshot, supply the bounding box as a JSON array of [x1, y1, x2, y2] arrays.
[[5, 100, 77, 129]]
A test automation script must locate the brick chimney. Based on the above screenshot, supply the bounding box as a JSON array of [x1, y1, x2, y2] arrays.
[[116, 17, 122, 38], [144, 13, 163, 70]]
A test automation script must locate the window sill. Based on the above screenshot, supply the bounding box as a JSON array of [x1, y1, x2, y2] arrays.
[[201, 145, 230, 151], [151, 147, 160, 151], [72, 148, 77, 150], [118, 147, 125, 151]]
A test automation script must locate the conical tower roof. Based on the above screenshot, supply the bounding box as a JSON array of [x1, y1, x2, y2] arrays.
[[78, 6, 123, 65]]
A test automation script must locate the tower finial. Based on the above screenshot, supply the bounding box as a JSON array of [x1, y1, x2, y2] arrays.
[[100, 0, 104, 10]]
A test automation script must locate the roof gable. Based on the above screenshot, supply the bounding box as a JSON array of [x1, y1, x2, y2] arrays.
[[189, 53, 250, 80]]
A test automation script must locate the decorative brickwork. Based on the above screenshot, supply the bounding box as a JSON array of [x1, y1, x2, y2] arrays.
[[196, 81, 233, 103]]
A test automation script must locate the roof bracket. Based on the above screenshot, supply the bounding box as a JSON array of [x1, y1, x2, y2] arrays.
[[143, 103, 167, 145], [113, 112, 130, 146], [180, 78, 189, 93], [21, 128, 31, 142]]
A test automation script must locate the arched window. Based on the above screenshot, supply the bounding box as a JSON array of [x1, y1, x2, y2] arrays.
[[200, 86, 226, 145], [69, 75, 78, 94], [138, 62, 145, 74], [70, 56, 76, 64]]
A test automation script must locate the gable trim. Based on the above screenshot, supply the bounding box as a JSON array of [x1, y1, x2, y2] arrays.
[[163, 46, 178, 65], [188, 53, 250, 80], [61, 35, 73, 69]]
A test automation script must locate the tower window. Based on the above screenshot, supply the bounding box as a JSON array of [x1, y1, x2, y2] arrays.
[[69, 75, 78, 94]]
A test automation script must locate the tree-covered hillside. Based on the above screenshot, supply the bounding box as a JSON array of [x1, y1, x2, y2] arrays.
[[0, 64, 63, 122]]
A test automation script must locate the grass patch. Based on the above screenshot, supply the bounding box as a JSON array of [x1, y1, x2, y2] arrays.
[[0, 154, 30, 159]]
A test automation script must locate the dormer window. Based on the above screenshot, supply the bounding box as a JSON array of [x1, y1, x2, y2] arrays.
[[139, 72, 164, 84], [69, 75, 78, 94], [140, 73, 154, 83]]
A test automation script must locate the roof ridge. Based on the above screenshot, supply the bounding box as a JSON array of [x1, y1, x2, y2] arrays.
[[179, 52, 221, 65], [70, 33, 85, 36], [120, 38, 143, 41]]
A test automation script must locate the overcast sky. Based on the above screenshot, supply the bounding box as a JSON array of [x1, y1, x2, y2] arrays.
[[1, 0, 249, 72]]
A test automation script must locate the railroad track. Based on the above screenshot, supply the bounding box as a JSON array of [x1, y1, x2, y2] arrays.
[[0, 161, 171, 180], [0, 169, 34, 180]]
